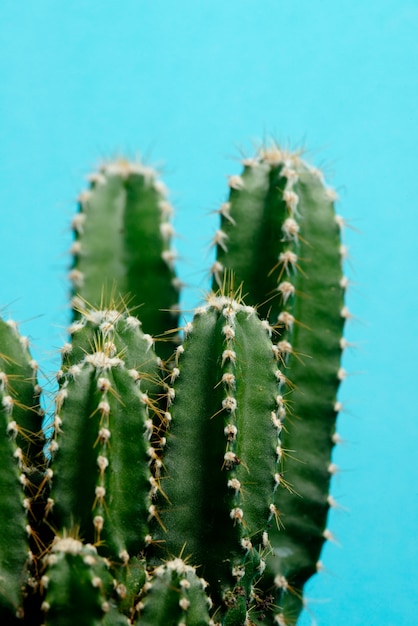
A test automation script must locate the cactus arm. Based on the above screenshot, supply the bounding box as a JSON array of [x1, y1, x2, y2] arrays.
[[157, 297, 282, 619], [0, 317, 46, 620], [262, 163, 346, 623], [41, 538, 113, 626], [70, 161, 180, 360], [49, 309, 163, 562], [0, 318, 45, 473], [135, 559, 212, 626], [211, 160, 288, 322], [0, 395, 28, 620]]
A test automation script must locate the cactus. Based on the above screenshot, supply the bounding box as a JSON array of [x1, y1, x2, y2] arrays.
[[210, 147, 346, 621], [41, 537, 114, 626], [0, 317, 45, 622], [0, 143, 349, 625], [70, 160, 181, 360]]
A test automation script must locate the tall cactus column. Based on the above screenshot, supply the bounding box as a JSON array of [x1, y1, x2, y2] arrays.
[[0, 317, 45, 620], [210, 145, 347, 624], [154, 295, 285, 623]]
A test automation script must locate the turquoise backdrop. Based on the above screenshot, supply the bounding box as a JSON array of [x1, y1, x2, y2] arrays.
[[1, 2, 417, 624]]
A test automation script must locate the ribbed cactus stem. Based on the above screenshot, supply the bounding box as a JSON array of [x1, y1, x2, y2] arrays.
[[210, 144, 346, 623], [261, 159, 346, 624], [48, 307, 165, 562], [135, 558, 213, 626], [156, 295, 284, 617], [70, 159, 181, 360], [0, 317, 45, 473], [41, 537, 113, 626], [0, 317, 45, 620]]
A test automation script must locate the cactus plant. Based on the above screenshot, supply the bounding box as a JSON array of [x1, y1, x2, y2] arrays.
[[0, 142, 349, 625]]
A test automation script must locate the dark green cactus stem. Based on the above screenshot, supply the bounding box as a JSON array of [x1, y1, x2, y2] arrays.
[[0, 317, 45, 621], [263, 166, 345, 625], [211, 158, 287, 322], [135, 558, 212, 626], [156, 295, 284, 621], [111, 555, 147, 620], [210, 145, 346, 624], [48, 307, 165, 563], [0, 317, 45, 474], [69, 159, 181, 360]]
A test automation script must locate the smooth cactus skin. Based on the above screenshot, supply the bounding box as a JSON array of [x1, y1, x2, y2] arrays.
[[0, 144, 349, 625], [70, 160, 180, 360]]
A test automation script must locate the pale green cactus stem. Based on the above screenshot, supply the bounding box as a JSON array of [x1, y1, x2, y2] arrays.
[[69, 159, 181, 360], [210, 144, 347, 624], [0, 317, 45, 621], [154, 294, 284, 622], [47, 306, 165, 565]]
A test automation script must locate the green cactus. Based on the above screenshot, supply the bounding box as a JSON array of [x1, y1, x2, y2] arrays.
[[135, 559, 212, 626], [40, 537, 114, 626], [0, 143, 349, 625], [210, 146, 347, 622], [153, 295, 280, 614], [48, 306, 164, 564], [70, 159, 181, 360], [0, 317, 45, 622]]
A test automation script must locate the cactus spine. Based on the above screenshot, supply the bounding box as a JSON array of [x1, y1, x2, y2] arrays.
[[0, 144, 349, 625]]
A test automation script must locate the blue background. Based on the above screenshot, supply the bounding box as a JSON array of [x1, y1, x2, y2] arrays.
[[1, 2, 417, 624]]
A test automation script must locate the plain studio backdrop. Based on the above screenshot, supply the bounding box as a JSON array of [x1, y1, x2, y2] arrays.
[[0, 2, 417, 624]]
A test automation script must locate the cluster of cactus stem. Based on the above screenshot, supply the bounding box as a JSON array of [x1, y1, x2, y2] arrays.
[[0, 143, 349, 625]]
